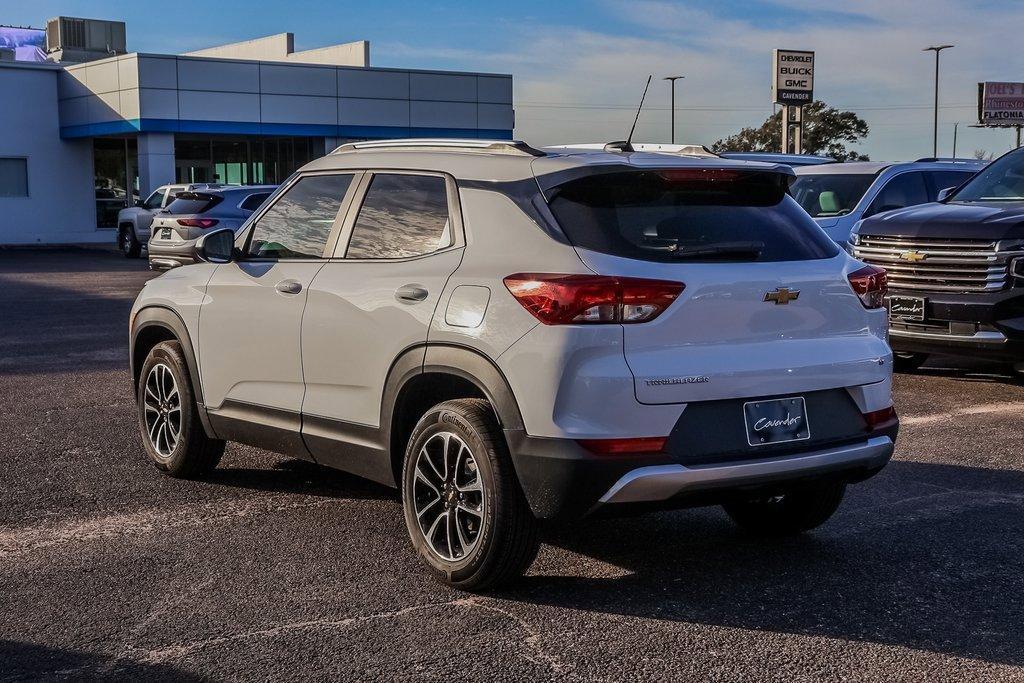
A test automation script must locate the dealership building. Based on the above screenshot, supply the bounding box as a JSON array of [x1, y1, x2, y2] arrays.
[[0, 18, 514, 245]]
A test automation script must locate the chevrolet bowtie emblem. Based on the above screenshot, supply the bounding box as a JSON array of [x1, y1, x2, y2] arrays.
[[764, 287, 800, 305], [900, 250, 927, 263]]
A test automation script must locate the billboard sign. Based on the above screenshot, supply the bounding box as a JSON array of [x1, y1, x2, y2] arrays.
[[978, 82, 1024, 126], [773, 49, 814, 106], [0, 26, 46, 62]]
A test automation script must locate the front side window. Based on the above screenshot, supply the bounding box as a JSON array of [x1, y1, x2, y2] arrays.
[[950, 151, 1024, 202], [790, 173, 876, 217], [346, 174, 452, 260], [546, 169, 838, 263], [142, 190, 164, 209], [927, 171, 975, 200], [866, 172, 928, 217], [247, 174, 354, 259]]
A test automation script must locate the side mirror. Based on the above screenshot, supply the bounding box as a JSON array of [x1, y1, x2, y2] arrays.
[[194, 228, 235, 264], [936, 186, 955, 202]]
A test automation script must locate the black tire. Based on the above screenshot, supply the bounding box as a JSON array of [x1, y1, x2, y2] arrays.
[[120, 226, 141, 258], [723, 482, 846, 536], [136, 341, 224, 478], [893, 352, 928, 373], [401, 398, 539, 591]]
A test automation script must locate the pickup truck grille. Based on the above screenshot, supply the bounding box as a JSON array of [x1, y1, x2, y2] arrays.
[[853, 235, 1022, 293]]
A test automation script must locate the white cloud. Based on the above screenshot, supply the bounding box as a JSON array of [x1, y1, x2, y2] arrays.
[[381, 0, 1024, 159]]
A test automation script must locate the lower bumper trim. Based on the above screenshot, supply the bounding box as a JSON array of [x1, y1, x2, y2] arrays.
[[597, 436, 894, 506], [889, 328, 1007, 345]]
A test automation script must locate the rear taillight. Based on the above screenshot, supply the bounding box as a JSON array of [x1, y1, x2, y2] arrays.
[[577, 436, 668, 455], [864, 405, 897, 430], [177, 218, 219, 229], [503, 273, 683, 325], [848, 264, 887, 309]]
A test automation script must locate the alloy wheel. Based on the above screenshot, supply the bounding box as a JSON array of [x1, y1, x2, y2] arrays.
[[412, 432, 485, 562], [143, 363, 181, 458]]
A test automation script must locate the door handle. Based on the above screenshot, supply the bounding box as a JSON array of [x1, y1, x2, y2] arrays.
[[275, 280, 303, 295], [395, 284, 429, 303]]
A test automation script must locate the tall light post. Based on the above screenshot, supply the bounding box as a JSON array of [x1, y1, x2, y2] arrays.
[[663, 76, 684, 144], [923, 45, 954, 157]]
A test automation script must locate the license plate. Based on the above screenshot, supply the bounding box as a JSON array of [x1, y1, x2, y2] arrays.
[[160, 228, 172, 239], [743, 397, 810, 447], [888, 295, 925, 321]]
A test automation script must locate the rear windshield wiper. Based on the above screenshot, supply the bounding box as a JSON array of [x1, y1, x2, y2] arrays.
[[669, 241, 764, 260]]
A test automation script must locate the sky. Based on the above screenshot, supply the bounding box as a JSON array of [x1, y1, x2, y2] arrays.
[[5, 0, 1024, 160]]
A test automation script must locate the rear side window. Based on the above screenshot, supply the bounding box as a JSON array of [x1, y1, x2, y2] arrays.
[[165, 192, 222, 215], [346, 174, 452, 259], [247, 174, 354, 259], [546, 169, 838, 263], [239, 192, 271, 212]]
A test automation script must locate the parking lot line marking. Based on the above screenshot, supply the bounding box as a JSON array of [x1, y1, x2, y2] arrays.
[[900, 401, 1023, 427]]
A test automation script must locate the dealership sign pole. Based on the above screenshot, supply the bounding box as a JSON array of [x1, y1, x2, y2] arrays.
[[978, 81, 1024, 148], [772, 49, 814, 154]]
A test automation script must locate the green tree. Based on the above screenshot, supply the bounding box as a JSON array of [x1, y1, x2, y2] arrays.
[[712, 101, 870, 161]]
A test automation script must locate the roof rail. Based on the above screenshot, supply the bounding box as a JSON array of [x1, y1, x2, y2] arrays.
[[547, 142, 718, 157], [330, 138, 546, 157], [913, 157, 980, 163]]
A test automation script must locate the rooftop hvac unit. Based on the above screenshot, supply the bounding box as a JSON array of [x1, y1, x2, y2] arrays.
[[45, 17, 126, 62]]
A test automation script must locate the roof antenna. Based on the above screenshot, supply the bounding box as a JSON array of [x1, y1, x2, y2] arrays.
[[605, 75, 652, 153]]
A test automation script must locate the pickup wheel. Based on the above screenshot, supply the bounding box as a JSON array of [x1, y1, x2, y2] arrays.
[[401, 399, 539, 592], [893, 352, 928, 373], [723, 482, 846, 536], [120, 226, 142, 258], [137, 341, 224, 478]]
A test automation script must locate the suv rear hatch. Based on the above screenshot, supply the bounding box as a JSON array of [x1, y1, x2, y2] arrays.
[[541, 165, 891, 405]]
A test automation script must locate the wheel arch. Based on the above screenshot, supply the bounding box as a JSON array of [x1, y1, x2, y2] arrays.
[[382, 343, 524, 485], [131, 306, 215, 437]]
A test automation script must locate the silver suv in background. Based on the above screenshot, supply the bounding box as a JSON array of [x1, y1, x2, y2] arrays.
[[117, 183, 226, 258], [130, 139, 897, 590], [791, 158, 985, 244], [147, 185, 276, 271]]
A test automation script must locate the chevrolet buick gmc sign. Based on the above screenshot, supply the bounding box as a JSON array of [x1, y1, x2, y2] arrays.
[[773, 49, 814, 105], [978, 81, 1024, 126]]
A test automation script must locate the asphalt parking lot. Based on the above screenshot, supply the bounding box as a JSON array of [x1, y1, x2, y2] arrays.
[[1, 249, 1023, 682]]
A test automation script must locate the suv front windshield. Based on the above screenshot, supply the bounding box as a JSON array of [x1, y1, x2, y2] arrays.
[[790, 173, 876, 217], [951, 149, 1024, 202]]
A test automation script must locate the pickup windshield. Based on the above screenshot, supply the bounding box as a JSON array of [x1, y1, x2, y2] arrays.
[[790, 173, 876, 217], [545, 169, 838, 263], [951, 150, 1024, 201]]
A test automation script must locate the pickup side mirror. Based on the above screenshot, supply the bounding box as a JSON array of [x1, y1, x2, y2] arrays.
[[936, 186, 955, 202], [194, 228, 235, 264]]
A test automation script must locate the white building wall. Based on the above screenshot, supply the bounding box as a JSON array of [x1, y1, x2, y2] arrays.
[[0, 63, 98, 246]]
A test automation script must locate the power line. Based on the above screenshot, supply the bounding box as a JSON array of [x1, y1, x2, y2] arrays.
[[514, 101, 978, 112]]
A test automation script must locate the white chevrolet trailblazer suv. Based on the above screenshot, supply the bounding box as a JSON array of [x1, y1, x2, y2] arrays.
[[129, 139, 898, 590]]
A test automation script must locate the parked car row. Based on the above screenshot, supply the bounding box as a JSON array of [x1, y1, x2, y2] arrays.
[[116, 184, 275, 269]]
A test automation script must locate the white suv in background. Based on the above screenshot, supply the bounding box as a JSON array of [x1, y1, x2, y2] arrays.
[[129, 139, 898, 590]]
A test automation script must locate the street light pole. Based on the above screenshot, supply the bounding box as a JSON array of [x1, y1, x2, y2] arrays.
[[923, 45, 954, 157], [663, 76, 684, 144]]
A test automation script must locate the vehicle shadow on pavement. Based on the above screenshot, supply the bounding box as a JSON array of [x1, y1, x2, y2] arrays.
[[0, 639, 203, 681], [501, 460, 1024, 667], [205, 457, 397, 502]]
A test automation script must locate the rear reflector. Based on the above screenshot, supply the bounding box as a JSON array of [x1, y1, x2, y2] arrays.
[[177, 218, 220, 229], [577, 436, 668, 455], [503, 273, 683, 325], [864, 405, 897, 430], [848, 264, 887, 309]]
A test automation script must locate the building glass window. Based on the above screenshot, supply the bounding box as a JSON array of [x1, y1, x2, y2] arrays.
[[0, 158, 29, 197], [93, 138, 134, 229]]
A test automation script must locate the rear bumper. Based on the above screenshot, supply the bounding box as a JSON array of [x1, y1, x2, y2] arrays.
[[597, 435, 894, 506], [887, 286, 1024, 361], [507, 425, 897, 521]]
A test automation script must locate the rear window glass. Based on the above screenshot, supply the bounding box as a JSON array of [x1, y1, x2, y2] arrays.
[[546, 170, 839, 262], [165, 192, 222, 215]]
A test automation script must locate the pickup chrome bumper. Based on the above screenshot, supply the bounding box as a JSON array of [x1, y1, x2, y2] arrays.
[[596, 436, 894, 506]]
